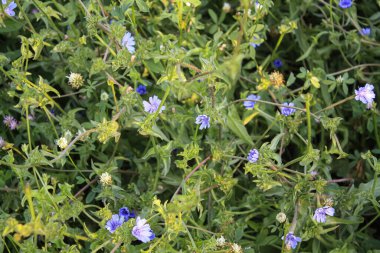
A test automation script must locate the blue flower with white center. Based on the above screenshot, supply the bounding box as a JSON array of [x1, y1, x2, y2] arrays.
[[121, 32, 136, 54], [281, 102, 296, 116], [136, 84, 147, 95], [132, 216, 155, 243], [273, 59, 283, 68], [119, 207, 135, 221], [243, 94, 260, 109], [355, 83, 376, 109], [360, 27, 370, 36], [247, 149, 259, 163], [195, 115, 210, 130], [313, 206, 335, 223], [143, 95, 165, 114], [105, 214, 124, 233], [282, 233, 302, 249], [339, 0, 352, 8], [3, 1, 17, 16]]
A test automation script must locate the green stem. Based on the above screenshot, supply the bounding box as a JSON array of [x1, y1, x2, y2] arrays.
[[373, 112, 380, 149], [31, 0, 63, 39], [305, 97, 312, 152], [15, 0, 36, 33], [95, 34, 116, 57], [152, 137, 160, 191], [25, 106, 32, 151]]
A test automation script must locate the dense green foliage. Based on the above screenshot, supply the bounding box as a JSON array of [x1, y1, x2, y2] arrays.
[[1, 0, 380, 252]]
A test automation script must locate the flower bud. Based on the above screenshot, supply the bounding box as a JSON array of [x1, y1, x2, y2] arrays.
[[223, 3, 231, 13], [56, 137, 68, 150], [216, 235, 226, 246], [276, 212, 287, 223]]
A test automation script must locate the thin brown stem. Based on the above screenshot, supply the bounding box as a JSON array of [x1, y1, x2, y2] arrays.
[[171, 156, 211, 201]]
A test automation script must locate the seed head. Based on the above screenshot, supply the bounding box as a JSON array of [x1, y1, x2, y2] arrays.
[[100, 172, 112, 186], [67, 72, 84, 89], [269, 71, 284, 87]]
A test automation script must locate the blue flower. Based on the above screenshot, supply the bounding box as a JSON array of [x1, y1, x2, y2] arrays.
[[250, 35, 261, 48], [281, 102, 296, 116], [136, 84, 147, 95], [360, 27, 370, 36], [355, 83, 376, 108], [3, 1, 17, 16], [247, 149, 259, 163], [243, 94, 260, 109], [132, 216, 155, 243], [273, 59, 283, 68], [282, 233, 302, 249], [143, 95, 165, 114], [195, 115, 210, 130], [313, 206, 335, 223], [119, 207, 135, 221], [339, 0, 352, 8], [121, 32, 136, 54], [105, 214, 124, 233]]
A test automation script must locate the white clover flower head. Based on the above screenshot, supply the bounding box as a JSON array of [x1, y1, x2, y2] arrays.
[[100, 172, 112, 186], [56, 137, 68, 150], [216, 235, 226, 246], [67, 72, 84, 89], [100, 91, 109, 101], [231, 243, 242, 253], [223, 2, 231, 13], [185, 2, 191, 6], [276, 212, 287, 223]]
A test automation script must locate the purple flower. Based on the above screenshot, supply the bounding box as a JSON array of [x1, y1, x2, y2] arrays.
[[132, 216, 155, 243], [282, 233, 302, 249], [3, 1, 17, 16], [313, 206, 335, 223], [250, 42, 260, 48], [247, 149, 259, 163], [244, 94, 260, 109], [105, 214, 124, 233], [121, 32, 136, 54], [281, 102, 296, 116], [119, 207, 135, 221], [195, 115, 210, 130], [136, 84, 147, 95], [273, 59, 283, 68], [3, 115, 18, 130], [9, 120, 18, 130], [339, 0, 352, 8], [143, 95, 165, 114], [355, 83, 376, 108], [360, 27, 371, 36]]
